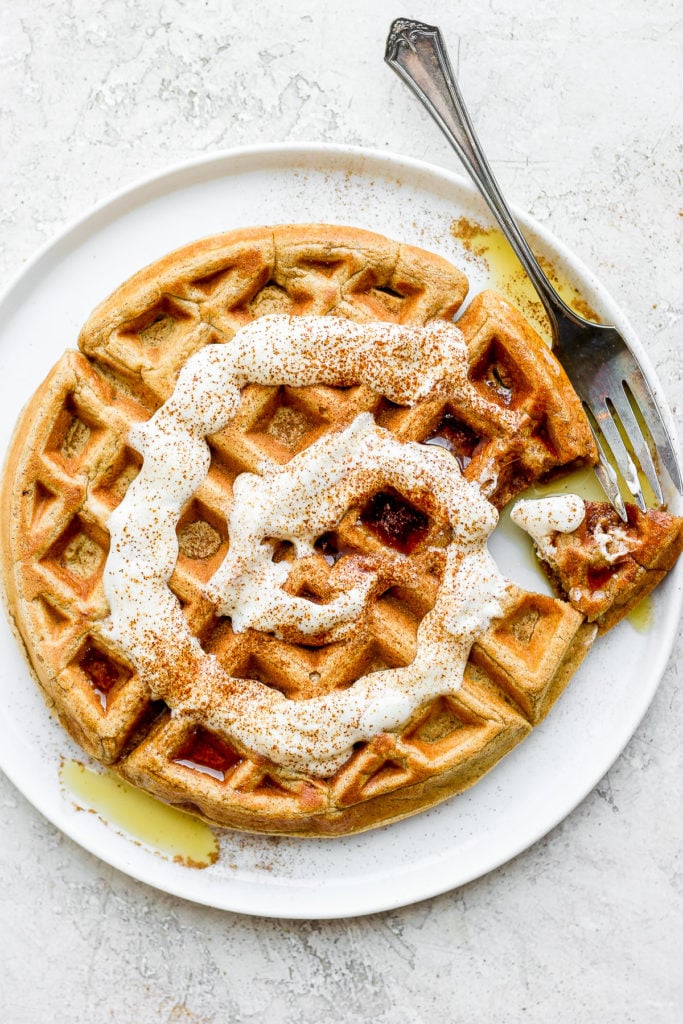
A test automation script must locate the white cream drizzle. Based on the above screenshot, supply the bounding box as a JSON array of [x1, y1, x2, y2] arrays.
[[103, 314, 510, 776], [591, 523, 632, 563], [511, 495, 586, 559], [205, 413, 499, 641]]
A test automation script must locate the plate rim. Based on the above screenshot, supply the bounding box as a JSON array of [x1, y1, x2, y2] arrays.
[[0, 141, 680, 919]]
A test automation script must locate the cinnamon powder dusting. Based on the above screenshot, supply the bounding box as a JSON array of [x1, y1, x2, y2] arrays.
[[103, 314, 509, 777]]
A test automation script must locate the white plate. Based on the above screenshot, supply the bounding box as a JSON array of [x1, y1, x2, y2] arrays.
[[0, 144, 680, 920]]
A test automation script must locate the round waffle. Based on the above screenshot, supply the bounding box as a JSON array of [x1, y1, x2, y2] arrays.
[[1, 224, 597, 835]]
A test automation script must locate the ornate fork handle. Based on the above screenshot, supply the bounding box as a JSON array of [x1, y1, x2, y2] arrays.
[[385, 18, 584, 344]]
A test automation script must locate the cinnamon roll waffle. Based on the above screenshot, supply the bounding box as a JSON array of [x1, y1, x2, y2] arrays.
[[1, 224, 600, 836]]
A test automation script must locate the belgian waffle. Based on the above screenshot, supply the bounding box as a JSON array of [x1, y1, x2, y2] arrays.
[[519, 500, 683, 634], [1, 224, 598, 836]]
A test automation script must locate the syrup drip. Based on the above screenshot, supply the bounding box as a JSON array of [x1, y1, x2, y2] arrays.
[[60, 760, 219, 868], [627, 594, 654, 632], [173, 727, 242, 781], [587, 565, 617, 591], [360, 490, 430, 554], [424, 414, 482, 470], [481, 361, 514, 405], [314, 532, 359, 565], [80, 647, 122, 710], [450, 218, 600, 345]]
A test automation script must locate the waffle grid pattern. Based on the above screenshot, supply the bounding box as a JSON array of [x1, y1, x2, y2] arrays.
[[3, 225, 597, 835]]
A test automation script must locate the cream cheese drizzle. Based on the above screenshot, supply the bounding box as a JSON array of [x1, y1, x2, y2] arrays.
[[510, 495, 586, 559], [591, 522, 632, 563], [205, 412, 498, 640], [103, 314, 510, 776]]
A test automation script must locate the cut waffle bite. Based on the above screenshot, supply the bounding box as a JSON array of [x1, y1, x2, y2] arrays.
[[512, 497, 683, 633], [1, 224, 601, 837]]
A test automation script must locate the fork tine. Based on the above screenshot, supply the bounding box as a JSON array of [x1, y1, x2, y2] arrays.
[[587, 423, 627, 521], [607, 387, 663, 505], [621, 372, 683, 494], [588, 400, 646, 511]]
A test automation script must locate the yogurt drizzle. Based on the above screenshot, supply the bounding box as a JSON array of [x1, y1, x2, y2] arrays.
[[510, 495, 586, 558], [103, 314, 510, 776], [511, 494, 635, 566]]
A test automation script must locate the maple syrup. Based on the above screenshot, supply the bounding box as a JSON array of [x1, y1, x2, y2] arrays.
[[424, 413, 481, 470], [173, 727, 242, 781], [80, 646, 124, 710], [626, 594, 654, 632], [360, 490, 429, 554], [60, 759, 219, 868], [450, 218, 600, 345], [314, 532, 360, 565]]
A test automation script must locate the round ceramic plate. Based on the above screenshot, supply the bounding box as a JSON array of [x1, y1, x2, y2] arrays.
[[0, 144, 680, 919]]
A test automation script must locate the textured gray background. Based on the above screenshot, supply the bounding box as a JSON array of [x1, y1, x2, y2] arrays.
[[1, 1, 682, 1021]]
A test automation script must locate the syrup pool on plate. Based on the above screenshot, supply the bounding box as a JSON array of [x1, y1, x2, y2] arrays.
[[59, 760, 219, 868], [450, 217, 601, 346]]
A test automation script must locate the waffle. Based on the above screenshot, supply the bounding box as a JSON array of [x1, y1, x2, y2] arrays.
[[1, 224, 599, 836], [521, 500, 683, 633], [417, 289, 597, 508], [75, 226, 597, 508]]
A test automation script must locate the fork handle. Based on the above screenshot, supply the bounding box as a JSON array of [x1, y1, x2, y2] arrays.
[[385, 19, 582, 343]]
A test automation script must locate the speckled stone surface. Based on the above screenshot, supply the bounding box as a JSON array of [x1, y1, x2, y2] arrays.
[[1, 1, 682, 1021]]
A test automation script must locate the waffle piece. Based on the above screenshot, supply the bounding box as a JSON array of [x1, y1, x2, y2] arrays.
[[1, 224, 598, 836], [77, 224, 469, 408], [369, 290, 597, 507], [431, 291, 597, 507], [517, 500, 683, 633], [76, 229, 596, 503]]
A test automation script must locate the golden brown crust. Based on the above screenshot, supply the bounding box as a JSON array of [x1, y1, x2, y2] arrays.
[[1, 223, 600, 836], [535, 501, 683, 633], [78, 224, 469, 401], [454, 291, 597, 507]]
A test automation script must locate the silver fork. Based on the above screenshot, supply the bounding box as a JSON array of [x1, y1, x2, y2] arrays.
[[385, 18, 682, 517]]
